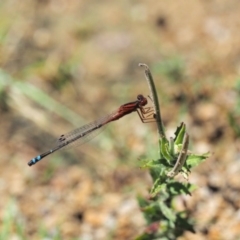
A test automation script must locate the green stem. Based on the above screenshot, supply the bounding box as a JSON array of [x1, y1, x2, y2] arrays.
[[139, 63, 166, 139]]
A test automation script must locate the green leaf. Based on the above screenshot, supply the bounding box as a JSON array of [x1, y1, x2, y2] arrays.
[[141, 201, 165, 224], [150, 179, 165, 196], [159, 202, 176, 223], [160, 138, 173, 162], [149, 165, 166, 182], [174, 122, 186, 145], [175, 212, 195, 234], [137, 195, 149, 209], [186, 152, 209, 169], [169, 137, 175, 156], [139, 159, 161, 169], [167, 181, 197, 196]]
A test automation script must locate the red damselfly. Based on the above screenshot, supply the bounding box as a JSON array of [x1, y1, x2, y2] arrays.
[[28, 94, 154, 166]]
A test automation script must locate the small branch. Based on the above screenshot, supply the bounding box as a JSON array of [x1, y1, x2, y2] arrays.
[[167, 133, 189, 178], [139, 63, 166, 139]]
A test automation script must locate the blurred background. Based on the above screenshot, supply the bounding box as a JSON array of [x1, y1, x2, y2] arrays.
[[0, 0, 240, 239]]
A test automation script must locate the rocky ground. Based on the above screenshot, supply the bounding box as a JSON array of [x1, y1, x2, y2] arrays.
[[0, 1, 240, 239]]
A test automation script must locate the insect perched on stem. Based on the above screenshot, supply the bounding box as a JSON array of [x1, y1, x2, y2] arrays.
[[28, 94, 155, 166]]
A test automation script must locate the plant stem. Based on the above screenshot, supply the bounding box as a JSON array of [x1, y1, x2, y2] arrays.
[[139, 63, 166, 139]]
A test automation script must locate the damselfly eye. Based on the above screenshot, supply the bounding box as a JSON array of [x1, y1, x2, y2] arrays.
[[137, 94, 143, 100]]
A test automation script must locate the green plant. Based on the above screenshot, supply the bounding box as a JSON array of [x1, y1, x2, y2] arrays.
[[135, 64, 208, 240]]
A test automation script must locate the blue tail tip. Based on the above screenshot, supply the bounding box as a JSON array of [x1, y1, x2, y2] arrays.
[[28, 156, 41, 167]]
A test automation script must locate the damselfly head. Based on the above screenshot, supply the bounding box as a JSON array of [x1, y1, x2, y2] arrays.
[[137, 94, 148, 106], [137, 94, 144, 100]]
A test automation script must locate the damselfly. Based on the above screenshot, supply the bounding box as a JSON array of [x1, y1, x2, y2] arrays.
[[28, 94, 154, 166]]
